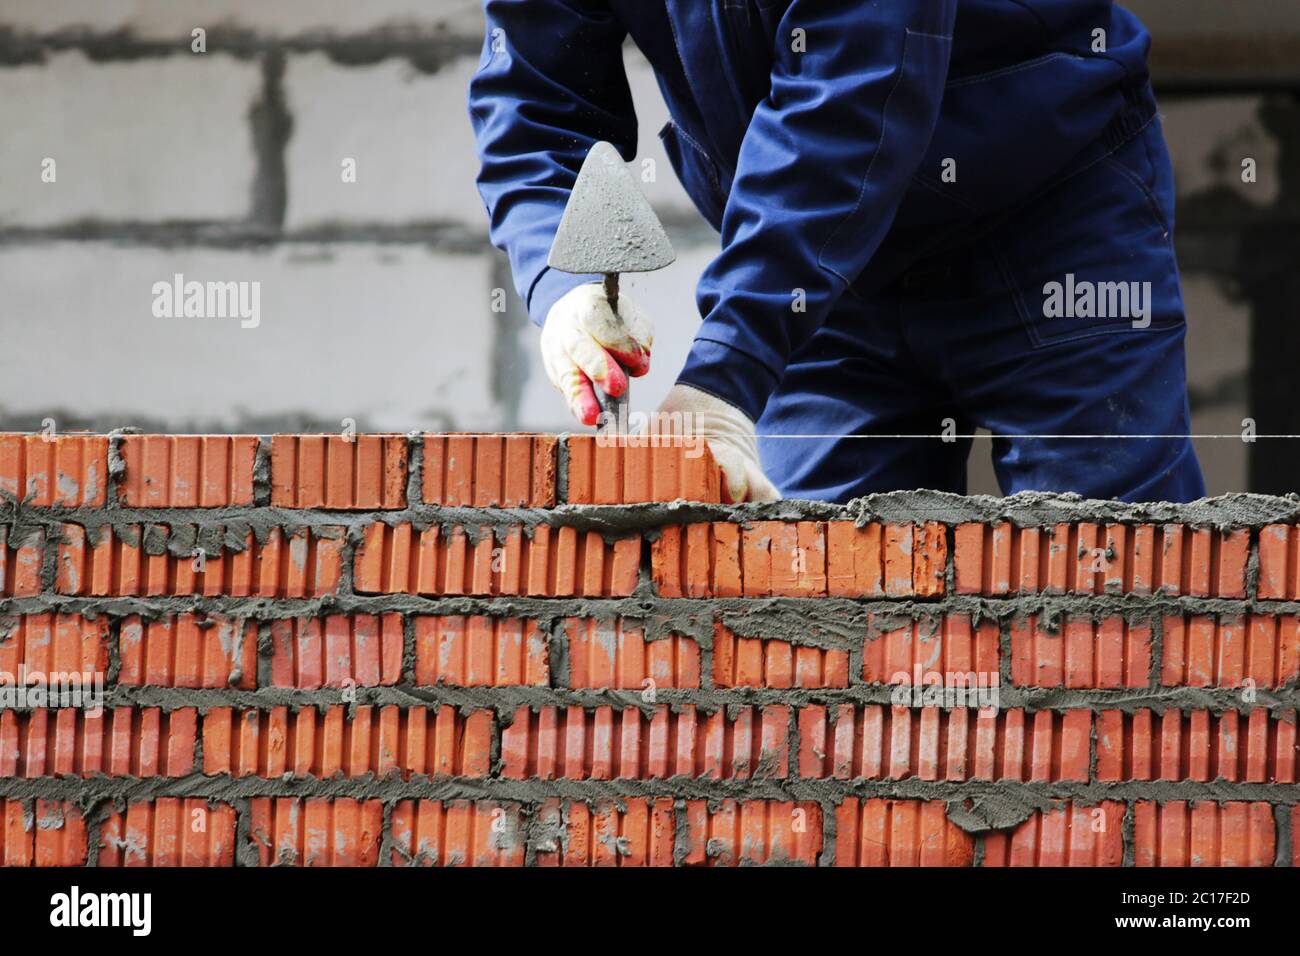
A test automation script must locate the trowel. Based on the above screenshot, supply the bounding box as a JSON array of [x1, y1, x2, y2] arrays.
[[547, 141, 676, 434]]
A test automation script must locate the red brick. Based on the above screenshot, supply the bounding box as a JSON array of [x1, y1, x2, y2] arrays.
[[0, 434, 108, 507], [698, 520, 943, 598], [834, 798, 973, 866], [748, 520, 795, 595], [952, 522, 1246, 597], [274, 434, 410, 509], [955, 521, 1056, 595], [881, 523, 915, 596], [355, 522, 638, 597], [680, 800, 821, 866], [1185, 528, 1213, 595], [1094, 709, 1125, 781], [0, 800, 87, 866], [271, 434, 406, 508], [1157, 524, 1184, 592], [54, 523, 92, 595], [120, 435, 256, 507], [1214, 529, 1250, 598], [953, 523, 985, 594], [1008, 526, 1040, 592], [711, 522, 742, 596], [259, 527, 345, 596], [118, 614, 255, 689], [1161, 614, 1299, 688], [713, 622, 848, 688], [1258, 524, 1300, 599], [1010, 614, 1150, 688], [989, 522, 1016, 592], [565, 618, 699, 689], [202, 705, 491, 778], [390, 800, 525, 867], [99, 799, 235, 866], [826, 521, 883, 596], [681, 522, 712, 598], [1133, 801, 1275, 867], [248, 797, 382, 867], [803, 707, 1085, 782], [500, 703, 789, 779], [913, 521, 947, 597], [1101, 524, 1126, 592], [1128, 524, 1156, 593], [566, 436, 722, 504], [422, 433, 556, 507], [0, 526, 45, 597], [530, 798, 670, 867], [651, 524, 710, 597], [0, 613, 109, 684], [1294, 807, 1300, 867], [984, 802, 1123, 866], [1094, 707, 1295, 783], [1, 707, 196, 778], [798, 706, 829, 778], [654, 522, 794, 596], [411, 615, 548, 687], [1155, 525, 1250, 597], [1070, 523, 1104, 592], [269, 613, 403, 689], [56, 523, 344, 597], [796, 522, 829, 593], [863, 614, 999, 686], [738, 521, 770, 594]]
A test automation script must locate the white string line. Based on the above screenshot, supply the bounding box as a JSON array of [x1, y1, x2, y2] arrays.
[[710, 433, 1292, 440], [439, 432, 1294, 440]]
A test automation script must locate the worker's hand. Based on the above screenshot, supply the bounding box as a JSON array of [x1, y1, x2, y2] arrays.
[[656, 384, 781, 503], [541, 283, 653, 426]]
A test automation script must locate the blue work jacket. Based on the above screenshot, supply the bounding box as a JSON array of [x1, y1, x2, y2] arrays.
[[468, 0, 1154, 421]]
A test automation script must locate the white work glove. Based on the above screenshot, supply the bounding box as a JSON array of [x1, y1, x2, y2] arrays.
[[657, 384, 781, 503], [541, 283, 653, 426]]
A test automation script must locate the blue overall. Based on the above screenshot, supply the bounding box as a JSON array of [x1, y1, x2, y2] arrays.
[[468, 0, 1206, 502]]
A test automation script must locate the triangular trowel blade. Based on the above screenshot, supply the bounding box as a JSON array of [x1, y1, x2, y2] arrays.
[[547, 141, 677, 275]]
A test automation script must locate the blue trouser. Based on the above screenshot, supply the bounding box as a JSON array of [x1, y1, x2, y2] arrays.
[[757, 109, 1207, 504]]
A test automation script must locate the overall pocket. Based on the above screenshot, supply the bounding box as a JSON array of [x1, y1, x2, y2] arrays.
[[995, 122, 1185, 349], [909, 52, 1125, 224]]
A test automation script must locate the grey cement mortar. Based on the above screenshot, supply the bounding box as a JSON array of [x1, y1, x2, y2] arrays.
[[10, 488, 1300, 544], [0, 26, 481, 72], [233, 796, 258, 867], [1274, 804, 1294, 866], [7, 774, 1298, 849], [1121, 803, 1138, 867], [5, 682, 1293, 718]]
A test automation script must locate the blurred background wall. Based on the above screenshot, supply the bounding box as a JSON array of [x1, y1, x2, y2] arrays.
[[0, 0, 1297, 495]]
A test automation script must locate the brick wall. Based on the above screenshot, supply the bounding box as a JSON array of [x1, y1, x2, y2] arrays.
[[0, 430, 1296, 867]]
